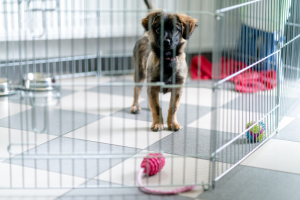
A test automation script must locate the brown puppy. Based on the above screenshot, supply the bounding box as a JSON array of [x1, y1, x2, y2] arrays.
[[131, 11, 197, 132]]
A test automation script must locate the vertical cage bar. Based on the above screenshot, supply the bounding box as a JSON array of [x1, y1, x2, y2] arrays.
[[210, 0, 223, 189]]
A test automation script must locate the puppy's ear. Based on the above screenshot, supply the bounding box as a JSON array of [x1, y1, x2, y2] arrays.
[[141, 11, 162, 31], [177, 14, 198, 39]]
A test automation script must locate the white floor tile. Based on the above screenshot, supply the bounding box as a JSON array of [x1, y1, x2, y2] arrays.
[[188, 108, 261, 134], [58, 75, 110, 91], [241, 139, 300, 175], [0, 162, 86, 189], [259, 88, 277, 96], [279, 116, 295, 131], [160, 88, 239, 107], [58, 75, 133, 91], [96, 150, 211, 198], [0, 102, 29, 120], [0, 128, 57, 162], [63, 117, 172, 149], [54, 92, 139, 116]]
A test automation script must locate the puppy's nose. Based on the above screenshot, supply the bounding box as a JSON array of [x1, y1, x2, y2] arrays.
[[164, 39, 171, 46]]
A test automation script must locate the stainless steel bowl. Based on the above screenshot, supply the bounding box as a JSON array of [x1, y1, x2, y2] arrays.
[[23, 73, 56, 91], [0, 78, 16, 96]]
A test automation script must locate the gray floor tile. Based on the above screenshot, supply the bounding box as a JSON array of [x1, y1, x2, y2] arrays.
[[215, 136, 263, 164], [274, 118, 300, 142], [112, 100, 212, 126], [147, 127, 213, 159], [222, 94, 282, 113], [0, 107, 104, 136], [57, 179, 192, 200], [0, 89, 75, 106], [6, 137, 142, 179], [147, 127, 262, 163], [199, 165, 300, 200]]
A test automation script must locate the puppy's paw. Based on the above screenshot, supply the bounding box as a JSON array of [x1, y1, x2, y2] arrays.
[[168, 122, 181, 131], [130, 105, 141, 114], [151, 123, 164, 132]]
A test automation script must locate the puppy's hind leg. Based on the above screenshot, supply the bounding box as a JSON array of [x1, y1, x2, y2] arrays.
[[131, 69, 145, 114]]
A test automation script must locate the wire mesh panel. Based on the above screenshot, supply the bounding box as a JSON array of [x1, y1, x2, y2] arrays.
[[279, 0, 300, 119], [209, 0, 300, 188], [0, 0, 217, 197], [1, 0, 300, 198]]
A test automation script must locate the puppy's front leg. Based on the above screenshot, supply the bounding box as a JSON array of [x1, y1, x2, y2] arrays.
[[147, 86, 164, 131], [167, 88, 182, 131]]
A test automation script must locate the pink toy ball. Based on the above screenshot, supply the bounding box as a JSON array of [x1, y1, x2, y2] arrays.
[[137, 153, 195, 194], [141, 153, 165, 176]]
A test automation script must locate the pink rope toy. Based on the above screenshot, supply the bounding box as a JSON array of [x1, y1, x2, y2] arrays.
[[137, 153, 196, 194]]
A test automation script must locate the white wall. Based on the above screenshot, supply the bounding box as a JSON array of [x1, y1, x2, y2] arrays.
[[0, 0, 241, 61]]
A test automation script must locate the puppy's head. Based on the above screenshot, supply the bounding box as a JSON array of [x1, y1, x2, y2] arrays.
[[142, 11, 197, 51]]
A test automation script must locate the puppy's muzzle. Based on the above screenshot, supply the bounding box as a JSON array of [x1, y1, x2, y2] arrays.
[[164, 39, 171, 46]]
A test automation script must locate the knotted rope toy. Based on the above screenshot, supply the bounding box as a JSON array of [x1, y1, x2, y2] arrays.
[[246, 121, 266, 142], [137, 153, 196, 194]]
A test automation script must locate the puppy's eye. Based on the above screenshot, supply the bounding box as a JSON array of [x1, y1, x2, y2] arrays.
[[155, 28, 161, 34]]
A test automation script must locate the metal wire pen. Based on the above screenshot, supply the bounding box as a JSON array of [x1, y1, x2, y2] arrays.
[[0, 0, 299, 196]]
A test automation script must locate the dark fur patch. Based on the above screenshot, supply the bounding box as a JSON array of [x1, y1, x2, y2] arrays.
[[149, 41, 185, 94], [151, 14, 182, 52], [155, 105, 161, 116], [150, 42, 185, 59]]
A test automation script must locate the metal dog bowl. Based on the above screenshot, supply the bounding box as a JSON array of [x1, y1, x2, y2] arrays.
[[0, 78, 16, 96], [23, 73, 57, 91]]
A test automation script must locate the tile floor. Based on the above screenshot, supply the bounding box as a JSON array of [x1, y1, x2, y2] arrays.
[[199, 98, 300, 200], [0, 75, 298, 200]]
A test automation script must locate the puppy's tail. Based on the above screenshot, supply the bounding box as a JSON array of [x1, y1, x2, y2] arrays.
[[144, 0, 154, 10]]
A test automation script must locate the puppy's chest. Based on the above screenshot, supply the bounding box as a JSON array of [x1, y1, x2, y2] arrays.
[[151, 61, 183, 94], [161, 62, 177, 85], [151, 61, 176, 80]]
